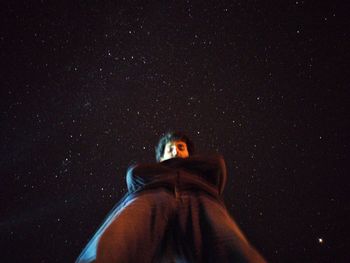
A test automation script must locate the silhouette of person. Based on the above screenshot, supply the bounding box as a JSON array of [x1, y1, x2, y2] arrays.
[[76, 131, 266, 263]]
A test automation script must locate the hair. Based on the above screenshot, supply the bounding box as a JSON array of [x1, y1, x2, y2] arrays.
[[155, 131, 195, 162]]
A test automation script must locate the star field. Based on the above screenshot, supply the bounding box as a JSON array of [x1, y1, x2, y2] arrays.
[[1, 1, 348, 262]]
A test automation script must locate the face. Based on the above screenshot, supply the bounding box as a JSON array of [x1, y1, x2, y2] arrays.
[[160, 140, 189, 162]]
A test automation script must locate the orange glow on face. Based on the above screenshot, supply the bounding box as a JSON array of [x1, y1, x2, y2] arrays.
[[160, 140, 189, 161]]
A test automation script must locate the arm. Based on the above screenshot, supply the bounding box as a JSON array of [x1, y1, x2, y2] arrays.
[[181, 154, 228, 195], [126, 163, 172, 193], [216, 155, 227, 195]]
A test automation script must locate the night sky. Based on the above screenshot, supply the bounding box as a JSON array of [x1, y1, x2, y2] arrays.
[[1, 1, 348, 263]]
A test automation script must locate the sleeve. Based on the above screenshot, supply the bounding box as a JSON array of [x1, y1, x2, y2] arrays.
[[125, 163, 171, 193], [126, 164, 143, 193], [216, 155, 227, 195], [183, 154, 228, 195]]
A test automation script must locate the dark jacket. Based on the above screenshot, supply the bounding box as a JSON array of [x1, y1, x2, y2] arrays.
[[126, 154, 227, 199]]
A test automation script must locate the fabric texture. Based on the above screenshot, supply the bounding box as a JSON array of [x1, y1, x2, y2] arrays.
[[76, 155, 266, 263]]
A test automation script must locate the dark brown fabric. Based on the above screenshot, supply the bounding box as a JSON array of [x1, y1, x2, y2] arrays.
[[76, 155, 266, 263]]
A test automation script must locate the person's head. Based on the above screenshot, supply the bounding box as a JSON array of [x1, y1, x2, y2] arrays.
[[155, 131, 195, 162]]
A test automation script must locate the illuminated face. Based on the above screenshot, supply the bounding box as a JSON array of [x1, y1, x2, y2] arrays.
[[160, 140, 189, 162]]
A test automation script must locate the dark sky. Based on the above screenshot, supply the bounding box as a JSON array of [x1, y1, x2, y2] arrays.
[[1, 1, 348, 262]]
